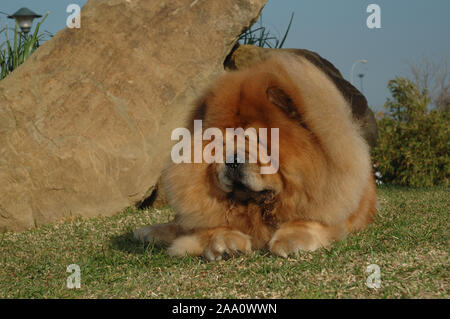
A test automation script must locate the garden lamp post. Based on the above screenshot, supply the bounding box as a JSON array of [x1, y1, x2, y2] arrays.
[[7, 7, 42, 35], [350, 59, 367, 85]]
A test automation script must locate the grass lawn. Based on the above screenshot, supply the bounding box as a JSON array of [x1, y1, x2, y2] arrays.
[[0, 186, 448, 298]]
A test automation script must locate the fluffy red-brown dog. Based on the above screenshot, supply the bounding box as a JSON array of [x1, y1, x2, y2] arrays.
[[134, 53, 376, 260]]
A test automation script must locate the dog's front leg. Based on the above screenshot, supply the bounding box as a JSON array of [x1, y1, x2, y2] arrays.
[[268, 220, 346, 257], [168, 227, 252, 260]]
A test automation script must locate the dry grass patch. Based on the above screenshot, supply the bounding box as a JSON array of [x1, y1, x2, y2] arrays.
[[0, 186, 448, 298]]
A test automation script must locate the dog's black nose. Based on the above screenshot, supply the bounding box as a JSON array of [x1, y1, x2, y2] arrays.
[[225, 154, 242, 170], [226, 161, 242, 170]]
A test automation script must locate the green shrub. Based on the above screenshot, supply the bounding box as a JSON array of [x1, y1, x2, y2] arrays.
[[373, 77, 449, 186]]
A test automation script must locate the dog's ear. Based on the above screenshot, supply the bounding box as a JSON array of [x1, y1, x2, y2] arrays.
[[266, 86, 293, 113], [266, 86, 309, 130], [266, 86, 302, 120]]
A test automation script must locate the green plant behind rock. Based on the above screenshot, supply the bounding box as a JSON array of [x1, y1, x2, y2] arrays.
[[373, 77, 449, 187], [0, 12, 50, 80], [239, 12, 294, 49]]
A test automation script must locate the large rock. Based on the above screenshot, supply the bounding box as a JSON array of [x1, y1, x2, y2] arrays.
[[0, 0, 267, 231], [224, 45, 378, 148]]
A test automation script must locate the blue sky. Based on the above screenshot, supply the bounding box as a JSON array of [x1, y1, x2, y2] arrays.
[[1, 0, 449, 111]]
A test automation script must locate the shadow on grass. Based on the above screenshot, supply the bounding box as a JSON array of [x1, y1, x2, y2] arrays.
[[108, 231, 166, 255]]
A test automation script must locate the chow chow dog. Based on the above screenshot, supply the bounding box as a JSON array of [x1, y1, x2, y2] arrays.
[[134, 53, 376, 260]]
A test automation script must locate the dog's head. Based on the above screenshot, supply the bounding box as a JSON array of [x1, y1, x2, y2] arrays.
[[194, 57, 323, 207]]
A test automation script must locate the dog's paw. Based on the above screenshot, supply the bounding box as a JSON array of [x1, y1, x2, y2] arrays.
[[268, 227, 322, 258], [204, 230, 252, 261], [133, 225, 157, 243]]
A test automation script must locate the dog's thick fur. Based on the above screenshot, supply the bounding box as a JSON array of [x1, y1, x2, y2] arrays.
[[134, 53, 377, 260]]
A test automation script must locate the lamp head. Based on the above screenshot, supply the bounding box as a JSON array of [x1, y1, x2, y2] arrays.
[[8, 7, 42, 34]]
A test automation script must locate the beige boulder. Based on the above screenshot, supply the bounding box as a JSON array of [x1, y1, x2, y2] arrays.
[[0, 0, 267, 231]]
